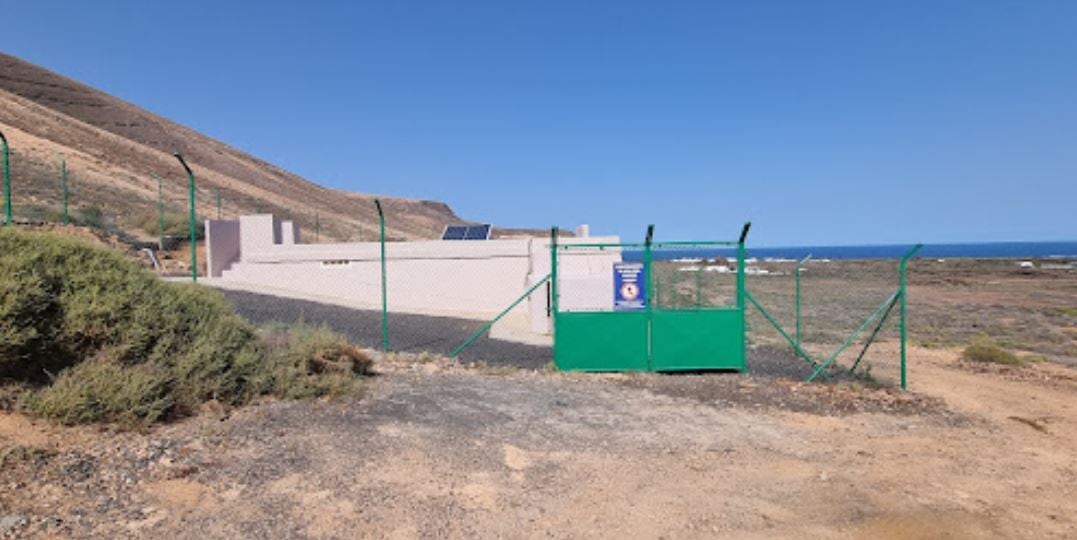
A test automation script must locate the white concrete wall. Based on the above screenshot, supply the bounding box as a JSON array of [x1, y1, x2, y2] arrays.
[[205, 220, 241, 278], [239, 214, 281, 254], [280, 221, 300, 245], [523, 238, 622, 333], [224, 252, 532, 318], [210, 215, 621, 335]]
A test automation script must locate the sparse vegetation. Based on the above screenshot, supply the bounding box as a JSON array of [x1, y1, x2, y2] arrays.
[[0, 445, 52, 468], [962, 335, 1022, 365], [75, 206, 106, 230], [12, 204, 111, 232], [0, 229, 369, 427], [131, 211, 205, 240]]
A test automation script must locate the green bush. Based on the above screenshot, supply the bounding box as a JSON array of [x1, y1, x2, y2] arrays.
[[0, 228, 246, 382], [0, 229, 369, 427], [22, 361, 174, 426], [962, 335, 1021, 365]]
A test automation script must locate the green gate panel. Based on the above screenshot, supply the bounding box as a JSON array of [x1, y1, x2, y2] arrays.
[[651, 308, 745, 371], [554, 311, 649, 371]]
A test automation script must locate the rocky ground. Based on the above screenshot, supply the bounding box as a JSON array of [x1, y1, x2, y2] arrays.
[[1, 346, 1075, 539]]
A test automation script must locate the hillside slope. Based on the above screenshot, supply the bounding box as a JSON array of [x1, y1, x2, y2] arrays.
[[0, 52, 463, 241]]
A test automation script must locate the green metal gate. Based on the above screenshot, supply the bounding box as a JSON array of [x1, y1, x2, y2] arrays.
[[552, 224, 750, 372]]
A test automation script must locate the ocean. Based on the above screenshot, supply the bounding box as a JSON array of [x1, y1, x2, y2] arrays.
[[622, 241, 1077, 262]]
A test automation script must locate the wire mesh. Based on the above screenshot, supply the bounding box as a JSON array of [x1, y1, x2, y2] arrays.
[[650, 246, 738, 310], [744, 255, 907, 386], [6, 148, 68, 225]]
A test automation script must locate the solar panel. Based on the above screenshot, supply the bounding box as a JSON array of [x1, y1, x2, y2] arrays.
[[442, 224, 491, 240], [464, 224, 491, 240], [442, 225, 468, 240]]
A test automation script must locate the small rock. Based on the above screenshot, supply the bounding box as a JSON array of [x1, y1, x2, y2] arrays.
[[0, 515, 28, 534]]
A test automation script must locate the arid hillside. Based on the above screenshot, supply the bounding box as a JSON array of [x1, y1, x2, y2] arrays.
[[0, 52, 464, 241]]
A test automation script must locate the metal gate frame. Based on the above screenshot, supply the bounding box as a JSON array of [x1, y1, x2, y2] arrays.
[[552, 223, 751, 372]]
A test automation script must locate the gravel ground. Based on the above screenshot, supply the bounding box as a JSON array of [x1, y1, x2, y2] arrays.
[[219, 289, 553, 369], [0, 357, 959, 538]]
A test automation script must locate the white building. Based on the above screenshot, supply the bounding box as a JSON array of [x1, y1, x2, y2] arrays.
[[204, 215, 621, 340]]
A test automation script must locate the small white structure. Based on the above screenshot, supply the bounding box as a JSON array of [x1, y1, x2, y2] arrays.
[[204, 215, 621, 339]]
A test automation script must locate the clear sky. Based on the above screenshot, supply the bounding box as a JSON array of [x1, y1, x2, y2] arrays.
[[3, 1, 1075, 245]]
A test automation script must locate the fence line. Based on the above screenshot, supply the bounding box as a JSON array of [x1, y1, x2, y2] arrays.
[[0, 133, 922, 386]]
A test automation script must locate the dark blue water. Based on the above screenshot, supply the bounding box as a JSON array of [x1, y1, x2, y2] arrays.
[[623, 241, 1077, 262]]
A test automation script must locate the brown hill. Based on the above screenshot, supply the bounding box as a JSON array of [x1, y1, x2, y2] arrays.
[[0, 52, 465, 241]]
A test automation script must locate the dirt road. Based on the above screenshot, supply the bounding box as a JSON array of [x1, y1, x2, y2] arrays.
[[1, 347, 1075, 539]]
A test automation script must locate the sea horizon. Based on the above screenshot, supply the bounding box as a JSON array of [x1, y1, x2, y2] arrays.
[[623, 240, 1077, 261]]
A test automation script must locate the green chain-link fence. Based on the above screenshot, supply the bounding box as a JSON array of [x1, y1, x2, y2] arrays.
[[743, 247, 920, 388], [1, 131, 928, 384]]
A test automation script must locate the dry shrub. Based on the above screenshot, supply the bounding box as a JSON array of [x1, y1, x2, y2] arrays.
[[259, 323, 373, 399], [0, 229, 370, 428], [962, 335, 1021, 365]]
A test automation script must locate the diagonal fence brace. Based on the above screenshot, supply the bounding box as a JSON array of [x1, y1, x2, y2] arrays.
[[847, 291, 900, 375], [450, 273, 552, 358], [745, 290, 819, 368], [806, 289, 902, 382]]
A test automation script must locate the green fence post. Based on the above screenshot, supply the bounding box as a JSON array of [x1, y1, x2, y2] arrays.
[[737, 223, 751, 311], [738, 222, 751, 366], [644, 224, 655, 369], [155, 174, 164, 250], [549, 226, 560, 368], [898, 243, 923, 390], [795, 254, 812, 351], [374, 199, 388, 352], [61, 157, 68, 224], [1, 130, 10, 227], [59, 155, 69, 225], [174, 153, 197, 283], [550, 227, 559, 315]]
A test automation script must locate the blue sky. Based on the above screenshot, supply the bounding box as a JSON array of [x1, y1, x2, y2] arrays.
[[3, 1, 1075, 245]]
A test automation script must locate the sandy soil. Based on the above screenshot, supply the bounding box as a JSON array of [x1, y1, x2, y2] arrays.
[[1, 346, 1075, 539]]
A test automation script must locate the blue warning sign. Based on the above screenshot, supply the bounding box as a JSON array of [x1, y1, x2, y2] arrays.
[[613, 262, 647, 310]]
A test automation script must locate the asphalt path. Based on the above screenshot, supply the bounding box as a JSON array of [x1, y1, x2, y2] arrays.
[[218, 289, 553, 369]]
